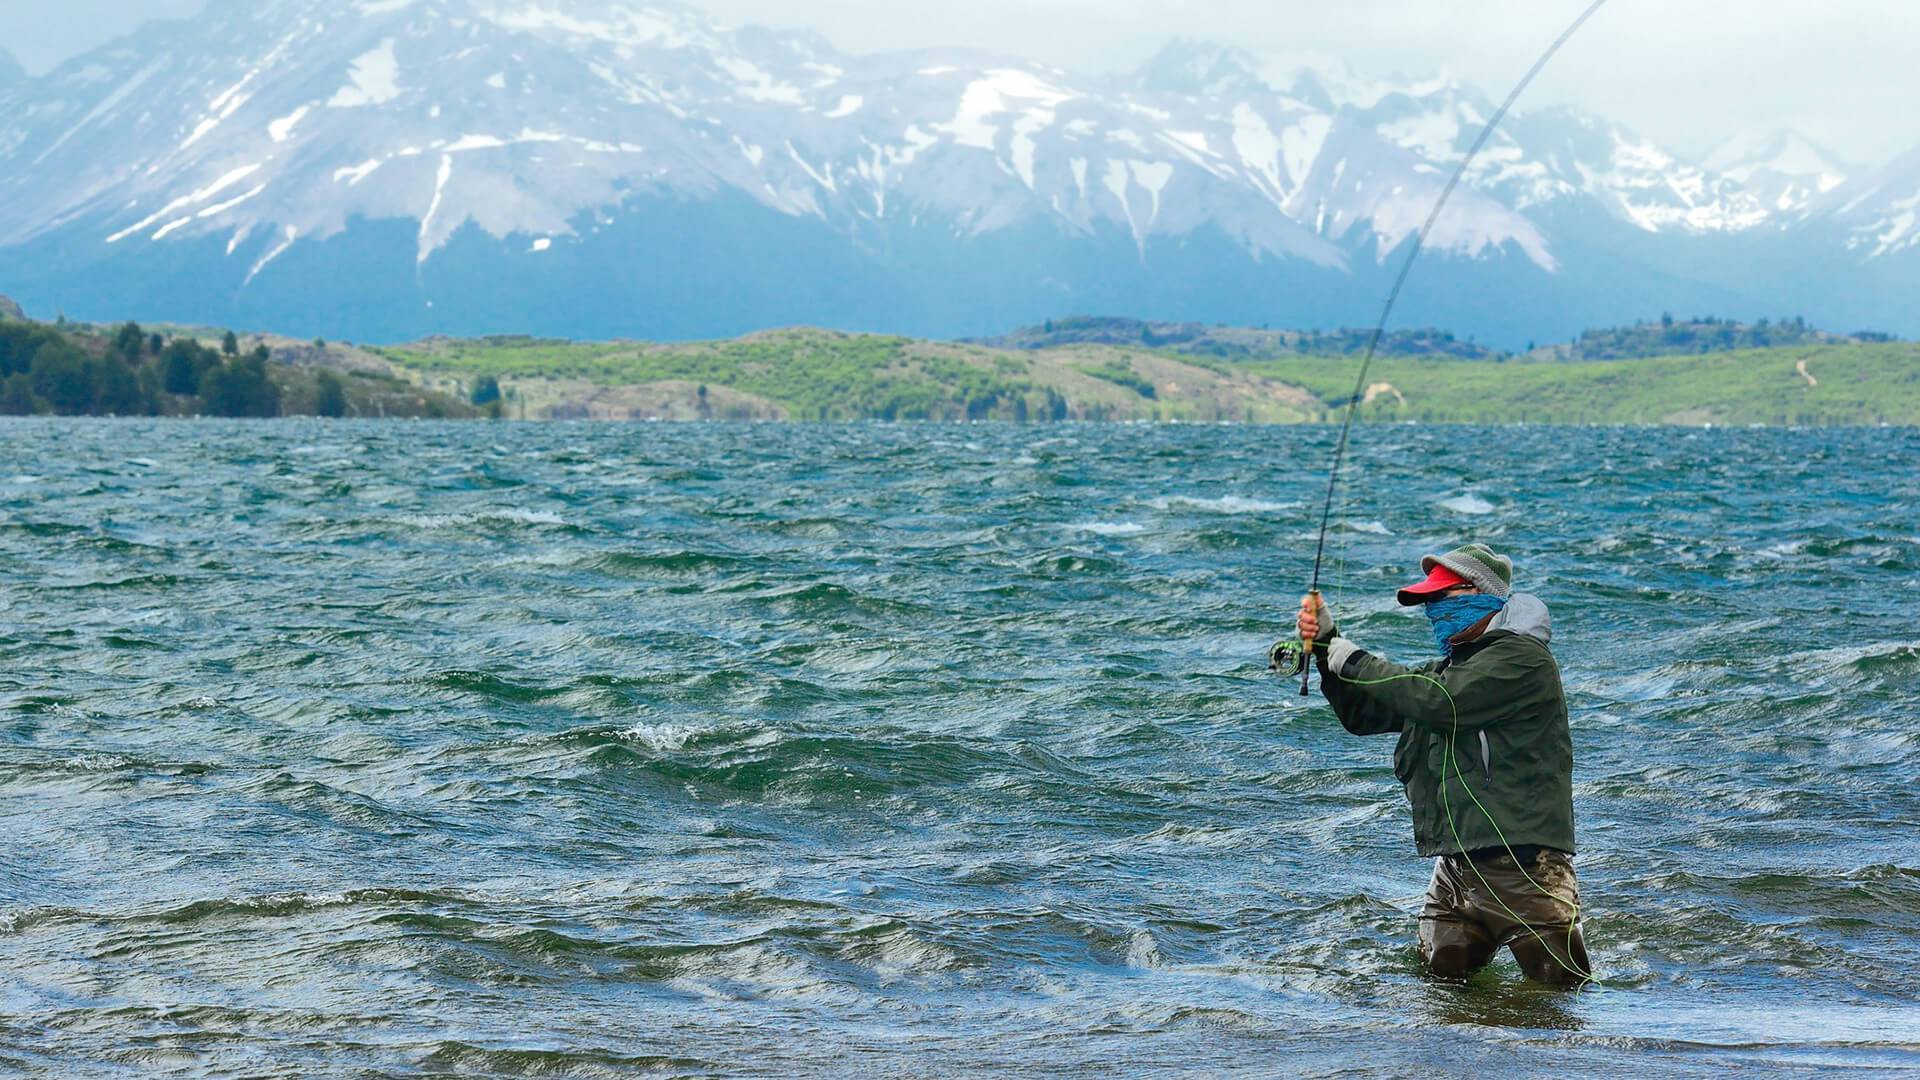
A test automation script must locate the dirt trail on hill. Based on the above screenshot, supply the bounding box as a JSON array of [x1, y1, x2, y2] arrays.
[[1363, 381, 1407, 406]]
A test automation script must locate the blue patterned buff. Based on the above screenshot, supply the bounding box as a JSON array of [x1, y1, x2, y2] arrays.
[[1426, 594, 1509, 657]]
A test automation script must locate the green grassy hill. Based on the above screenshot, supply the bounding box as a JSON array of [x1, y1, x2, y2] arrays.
[[1243, 346, 1920, 424], [373, 330, 1920, 425], [375, 330, 1321, 422]]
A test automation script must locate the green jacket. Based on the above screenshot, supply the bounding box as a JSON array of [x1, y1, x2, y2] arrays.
[[1315, 594, 1575, 858]]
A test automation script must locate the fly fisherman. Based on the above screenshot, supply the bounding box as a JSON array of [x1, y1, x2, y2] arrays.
[[1294, 543, 1592, 987]]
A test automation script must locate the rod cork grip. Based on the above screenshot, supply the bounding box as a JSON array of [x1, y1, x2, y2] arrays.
[[1298, 590, 1319, 697]]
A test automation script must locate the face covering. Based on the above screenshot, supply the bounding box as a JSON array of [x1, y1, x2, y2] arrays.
[[1425, 593, 1507, 656]]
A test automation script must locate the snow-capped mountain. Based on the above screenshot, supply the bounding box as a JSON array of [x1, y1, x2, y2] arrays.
[[1825, 144, 1920, 259], [0, 9, 1542, 271], [1163, 49, 1790, 233], [1703, 130, 1851, 215], [0, 0, 1912, 345]]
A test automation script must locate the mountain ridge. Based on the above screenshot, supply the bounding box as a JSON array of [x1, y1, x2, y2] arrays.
[[1, 0, 1917, 347]]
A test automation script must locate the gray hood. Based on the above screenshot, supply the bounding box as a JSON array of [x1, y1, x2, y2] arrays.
[[1487, 592, 1551, 644]]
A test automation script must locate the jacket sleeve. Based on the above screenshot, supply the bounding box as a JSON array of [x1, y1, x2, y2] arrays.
[[1317, 642, 1427, 736], [1322, 636, 1547, 734]]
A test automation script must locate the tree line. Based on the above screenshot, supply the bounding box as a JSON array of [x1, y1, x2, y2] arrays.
[[1565, 314, 1842, 360], [0, 321, 345, 417]]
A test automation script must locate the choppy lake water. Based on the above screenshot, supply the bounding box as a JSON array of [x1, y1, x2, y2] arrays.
[[2, 420, 1917, 1077]]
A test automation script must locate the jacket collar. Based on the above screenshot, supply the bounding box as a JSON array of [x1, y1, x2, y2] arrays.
[[1447, 612, 1500, 652], [1446, 593, 1553, 664]]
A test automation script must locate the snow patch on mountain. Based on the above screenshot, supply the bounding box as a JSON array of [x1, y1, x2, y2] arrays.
[[328, 39, 402, 108], [417, 154, 454, 262], [268, 105, 310, 142], [108, 163, 264, 243], [1228, 104, 1332, 210], [1704, 130, 1850, 214], [1379, 109, 1463, 166], [199, 182, 267, 219], [1829, 144, 1920, 257], [1583, 132, 1769, 233], [335, 159, 383, 185], [714, 56, 804, 105], [937, 69, 1072, 154], [248, 224, 298, 284], [478, 3, 704, 50], [1283, 117, 1333, 196]]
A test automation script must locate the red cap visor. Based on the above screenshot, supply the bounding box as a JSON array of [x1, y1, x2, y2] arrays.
[[1397, 563, 1470, 606]]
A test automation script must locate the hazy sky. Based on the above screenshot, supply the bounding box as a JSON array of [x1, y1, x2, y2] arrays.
[[8, 0, 1918, 165]]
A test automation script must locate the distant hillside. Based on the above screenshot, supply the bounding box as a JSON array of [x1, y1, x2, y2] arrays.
[[0, 314, 477, 419], [376, 331, 1320, 422], [978, 314, 1900, 363], [376, 327, 1920, 426], [970, 316, 1502, 361], [5, 304, 1914, 425], [1241, 346, 1920, 425], [1540, 314, 1894, 361]]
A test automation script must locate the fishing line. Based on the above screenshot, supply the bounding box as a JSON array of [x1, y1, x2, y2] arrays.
[[1330, 665, 1597, 985], [1300, 0, 1612, 687], [1278, 0, 1612, 987]]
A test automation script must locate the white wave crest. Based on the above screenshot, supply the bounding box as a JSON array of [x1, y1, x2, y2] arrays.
[[1152, 495, 1300, 515], [618, 722, 708, 751], [62, 754, 136, 772], [394, 508, 569, 529]]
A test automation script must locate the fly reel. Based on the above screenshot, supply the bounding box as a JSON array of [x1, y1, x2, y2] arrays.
[[1268, 637, 1308, 678]]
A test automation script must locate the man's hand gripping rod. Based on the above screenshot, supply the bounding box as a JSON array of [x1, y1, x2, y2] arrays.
[[1267, 589, 1319, 697], [1298, 589, 1320, 697]]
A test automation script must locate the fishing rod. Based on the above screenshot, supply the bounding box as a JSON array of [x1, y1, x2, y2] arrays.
[[1264, 1, 1614, 989], [1272, 0, 1610, 695]]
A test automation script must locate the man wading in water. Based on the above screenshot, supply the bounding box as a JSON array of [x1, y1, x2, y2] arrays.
[[1295, 543, 1592, 986]]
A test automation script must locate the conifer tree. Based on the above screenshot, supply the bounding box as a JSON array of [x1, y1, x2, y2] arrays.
[[314, 370, 347, 418], [112, 322, 145, 360]]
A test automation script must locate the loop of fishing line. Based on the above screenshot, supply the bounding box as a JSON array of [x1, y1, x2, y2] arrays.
[[1333, 665, 1599, 986], [1281, 0, 1612, 985]]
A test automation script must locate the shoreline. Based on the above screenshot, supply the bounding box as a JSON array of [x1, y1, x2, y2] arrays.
[[4, 415, 1914, 430]]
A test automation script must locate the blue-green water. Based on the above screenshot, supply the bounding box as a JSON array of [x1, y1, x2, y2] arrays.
[[2, 420, 1917, 1077]]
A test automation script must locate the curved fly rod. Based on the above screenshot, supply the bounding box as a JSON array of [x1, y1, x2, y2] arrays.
[[1276, 0, 1611, 695]]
